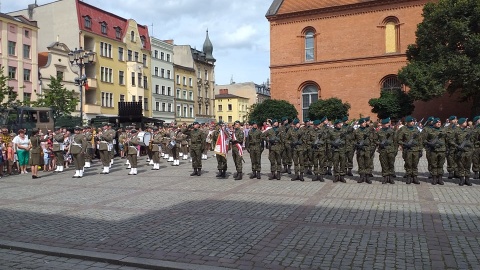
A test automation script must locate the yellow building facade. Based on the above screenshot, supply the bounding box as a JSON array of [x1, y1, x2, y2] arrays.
[[174, 64, 196, 124], [214, 89, 249, 124]]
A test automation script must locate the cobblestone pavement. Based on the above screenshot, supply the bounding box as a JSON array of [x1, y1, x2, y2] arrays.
[[0, 151, 479, 269]]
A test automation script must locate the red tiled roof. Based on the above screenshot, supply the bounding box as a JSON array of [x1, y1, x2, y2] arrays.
[[273, 0, 378, 15], [38, 52, 49, 68], [76, 0, 151, 50]]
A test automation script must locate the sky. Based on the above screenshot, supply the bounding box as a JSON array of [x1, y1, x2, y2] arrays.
[[2, 0, 272, 86]]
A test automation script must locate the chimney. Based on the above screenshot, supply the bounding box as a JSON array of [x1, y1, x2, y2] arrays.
[[219, 89, 228, 95]]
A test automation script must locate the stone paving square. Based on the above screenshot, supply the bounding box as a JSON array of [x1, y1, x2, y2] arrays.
[[0, 152, 479, 269]]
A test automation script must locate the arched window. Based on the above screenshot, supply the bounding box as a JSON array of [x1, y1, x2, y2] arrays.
[[130, 31, 135, 42], [384, 17, 399, 53], [83, 16, 91, 29], [302, 85, 318, 120], [305, 30, 315, 61], [381, 75, 402, 92]]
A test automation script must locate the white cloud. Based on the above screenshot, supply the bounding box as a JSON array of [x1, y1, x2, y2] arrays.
[[3, 0, 272, 85]]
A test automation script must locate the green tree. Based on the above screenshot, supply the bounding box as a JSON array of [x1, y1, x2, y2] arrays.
[[248, 99, 297, 125], [0, 66, 21, 111], [368, 89, 415, 119], [33, 75, 79, 119], [307, 97, 350, 121], [398, 0, 480, 115]]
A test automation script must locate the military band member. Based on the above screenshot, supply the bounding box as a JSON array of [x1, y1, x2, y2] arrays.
[[183, 121, 207, 176], [124, 126, 133, 168], [169, 126, 180, 166], [176, 128, 188, 164], [353, 118, 374, 184], [70, 126, 87, 178], [99, 123, 115, 174], [264, 119, 284, 180], [127, 129, 141, 175], [377, 118, 396, 184], [84, 126, 94, 168], [246, 121, 264, 179], [151, 126, 162, 170], [424, 118, 446, 185], [53, 127, 65, 172], [180, 123, 190, 160], [328, 119, 347, 183], [145, 125, 154, 165], [231, 120, 245, 180], [398, 116, 422, 184], [472, 116, 480, 180]]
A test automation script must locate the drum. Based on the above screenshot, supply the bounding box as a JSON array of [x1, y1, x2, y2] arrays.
[[137, 131, 152, 146], [167, 140, 176, 149]]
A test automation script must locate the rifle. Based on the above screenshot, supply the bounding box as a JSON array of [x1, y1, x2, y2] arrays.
[[355, 132, 368, 150], [404, 131, 418, 150], [426, 133, 443, 151], [291, 130, 303, 148], [379, 130, 391, 149], [313, 131, 325, 149], [331, 130, 346, 149], [456, 132, 472, 156]]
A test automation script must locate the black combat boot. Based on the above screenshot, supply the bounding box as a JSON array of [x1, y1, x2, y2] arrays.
[[196, 169, 202, 176], [312, 174, 318, 181], [190, 169, 197, 176], [333, 175, 338, 183], [233, 172, 238, 178], [281, 165, 288, 173], [250, 171, 257, 179], [448, 172, 454, 179], [287, 165, 292, 174], [340, 175, 346, 183], [454, 171, 461, 179], [347, 168, 354, 176], [319, 175, 325, 182], [459, 176, 465, 186], [365, 175, 372, 184], [406, 176, 412, 184], [292, 173, 299, 181], [256, 171, 261, 179], [221, 170, 227, 178], [437, 175, 444, 185], [216, 170, 223, 178], [269, 172, 275, 180], [431, 175, 437, 185], [306, 168, 313, 175], [382, 176, 388, 184], [389, 176, 395, 184], [465, 176, 472, 186], [428, 173, 433, 179], [326, 167, 333, 175], [300, 173, 305, 182], [474, 172, 479, 180], [368, 173, 374, 177], [235, 172, 243, 180], [357, 174, 364, 184], [276, 171, 281, 180], [413, 176, 420, 185], [392, 173, 397, 178]]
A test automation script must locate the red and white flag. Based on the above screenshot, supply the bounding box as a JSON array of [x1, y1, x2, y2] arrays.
[[232, 131, 243, 156], [214, 128, 228, 157]]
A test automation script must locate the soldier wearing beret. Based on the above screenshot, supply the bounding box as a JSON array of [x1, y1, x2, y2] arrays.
[[353, 118, 374, 184], [397, 116, 422, 184], [310, 119, 328, 182], [264, 119, 284, 180], [342, 116, 355, 177], [246, 121, 264, 179], [231, 120, 245, 180], [445, 115, 459, 179], [52, 127, 66, 173], [83, 126, 94, 168], [424, 118, 446, 185], [126, 129, 140, 175], [70, 126, 87, 178], [182, 121, 207, 176], [287, 118, 307, 181], [150, 126, 162, 170], [453, 118, 474, 186], [279, 117, 293, 175], [211, 121, 228, 178], [472, 116, 480, 180], [422, 116, 435, 178], [98, 123, 115, 174], [377, 118, 396, 184], [327, 119, 347, 182]]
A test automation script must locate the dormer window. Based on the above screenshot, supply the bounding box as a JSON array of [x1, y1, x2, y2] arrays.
[[84, 16, 91, 29], [130, 31, 135, 41], [140, 35, 146, 48], [100, 21, 107, 34], [114, 27, 122, 39]]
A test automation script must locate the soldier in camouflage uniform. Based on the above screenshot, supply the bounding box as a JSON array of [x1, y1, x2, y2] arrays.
[[353, 118, 374, 184], [397, 116, 422, 184], [264, 119, 284, 180], [327, 119, 347, 183], [211, 122, 228, 178], [280, 117, 292, 174], [445, 116, 458, 179], [303, 119, 315, 175], [422, 117, 435, 178], [310, 119, 328, 182], [424, 118, 446, 185], [472, 116, 480, 180], [343, 117, 355, 176], [453, 118, 474, 186], [246, 121, 264, 179], [231, 121, 245, 180], [286, 119, 306, 181], [183, 122, 206, 176], [365, 116, 377, 177], [377, 117, 396, 184]]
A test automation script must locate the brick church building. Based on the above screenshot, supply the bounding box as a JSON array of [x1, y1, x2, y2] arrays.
[[266, 0, 472, 121]]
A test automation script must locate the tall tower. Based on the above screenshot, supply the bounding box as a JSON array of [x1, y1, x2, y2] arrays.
[[203, 30, 216, 64]]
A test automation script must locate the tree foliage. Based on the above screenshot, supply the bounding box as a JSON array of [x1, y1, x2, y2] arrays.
[[0, 66, 21, 111], [307, 97, 350, 121], [248, 99, 297, 124], [33, 75, 79, 119], [397, 0, 480, 115], [369, 89, 415, 120]]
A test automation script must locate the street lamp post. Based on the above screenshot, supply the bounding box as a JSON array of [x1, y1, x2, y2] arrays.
[[68, 47, 95, 124]]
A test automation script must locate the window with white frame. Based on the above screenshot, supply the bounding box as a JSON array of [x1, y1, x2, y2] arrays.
[[118, 47, 124, 61], [162, 102, 166, 112], [120, 94, 125, 102], [168, 103, 172, 112], [176, 75, 180, 84], [155, 102, 160, 111], [101, 92, 114, 107], [167, 87, 171, 96], [8, 41, 16, 56], [189, 77, 192, 87], [176, 105, 181, 116], [8, 66, 16, 79], [154, 67, 158, 76], [161, 68, 165, 78], [167, 70, 171, 79], [23, 69, 31, 81], [119, 70, 124, 85], [155, 85, 159, 94], [189, 106, 193, 118], [100, 42, 112, 58], [23, 44, 30, 59], [100, 67, 113, 83], [161, 86, 165, 95]]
